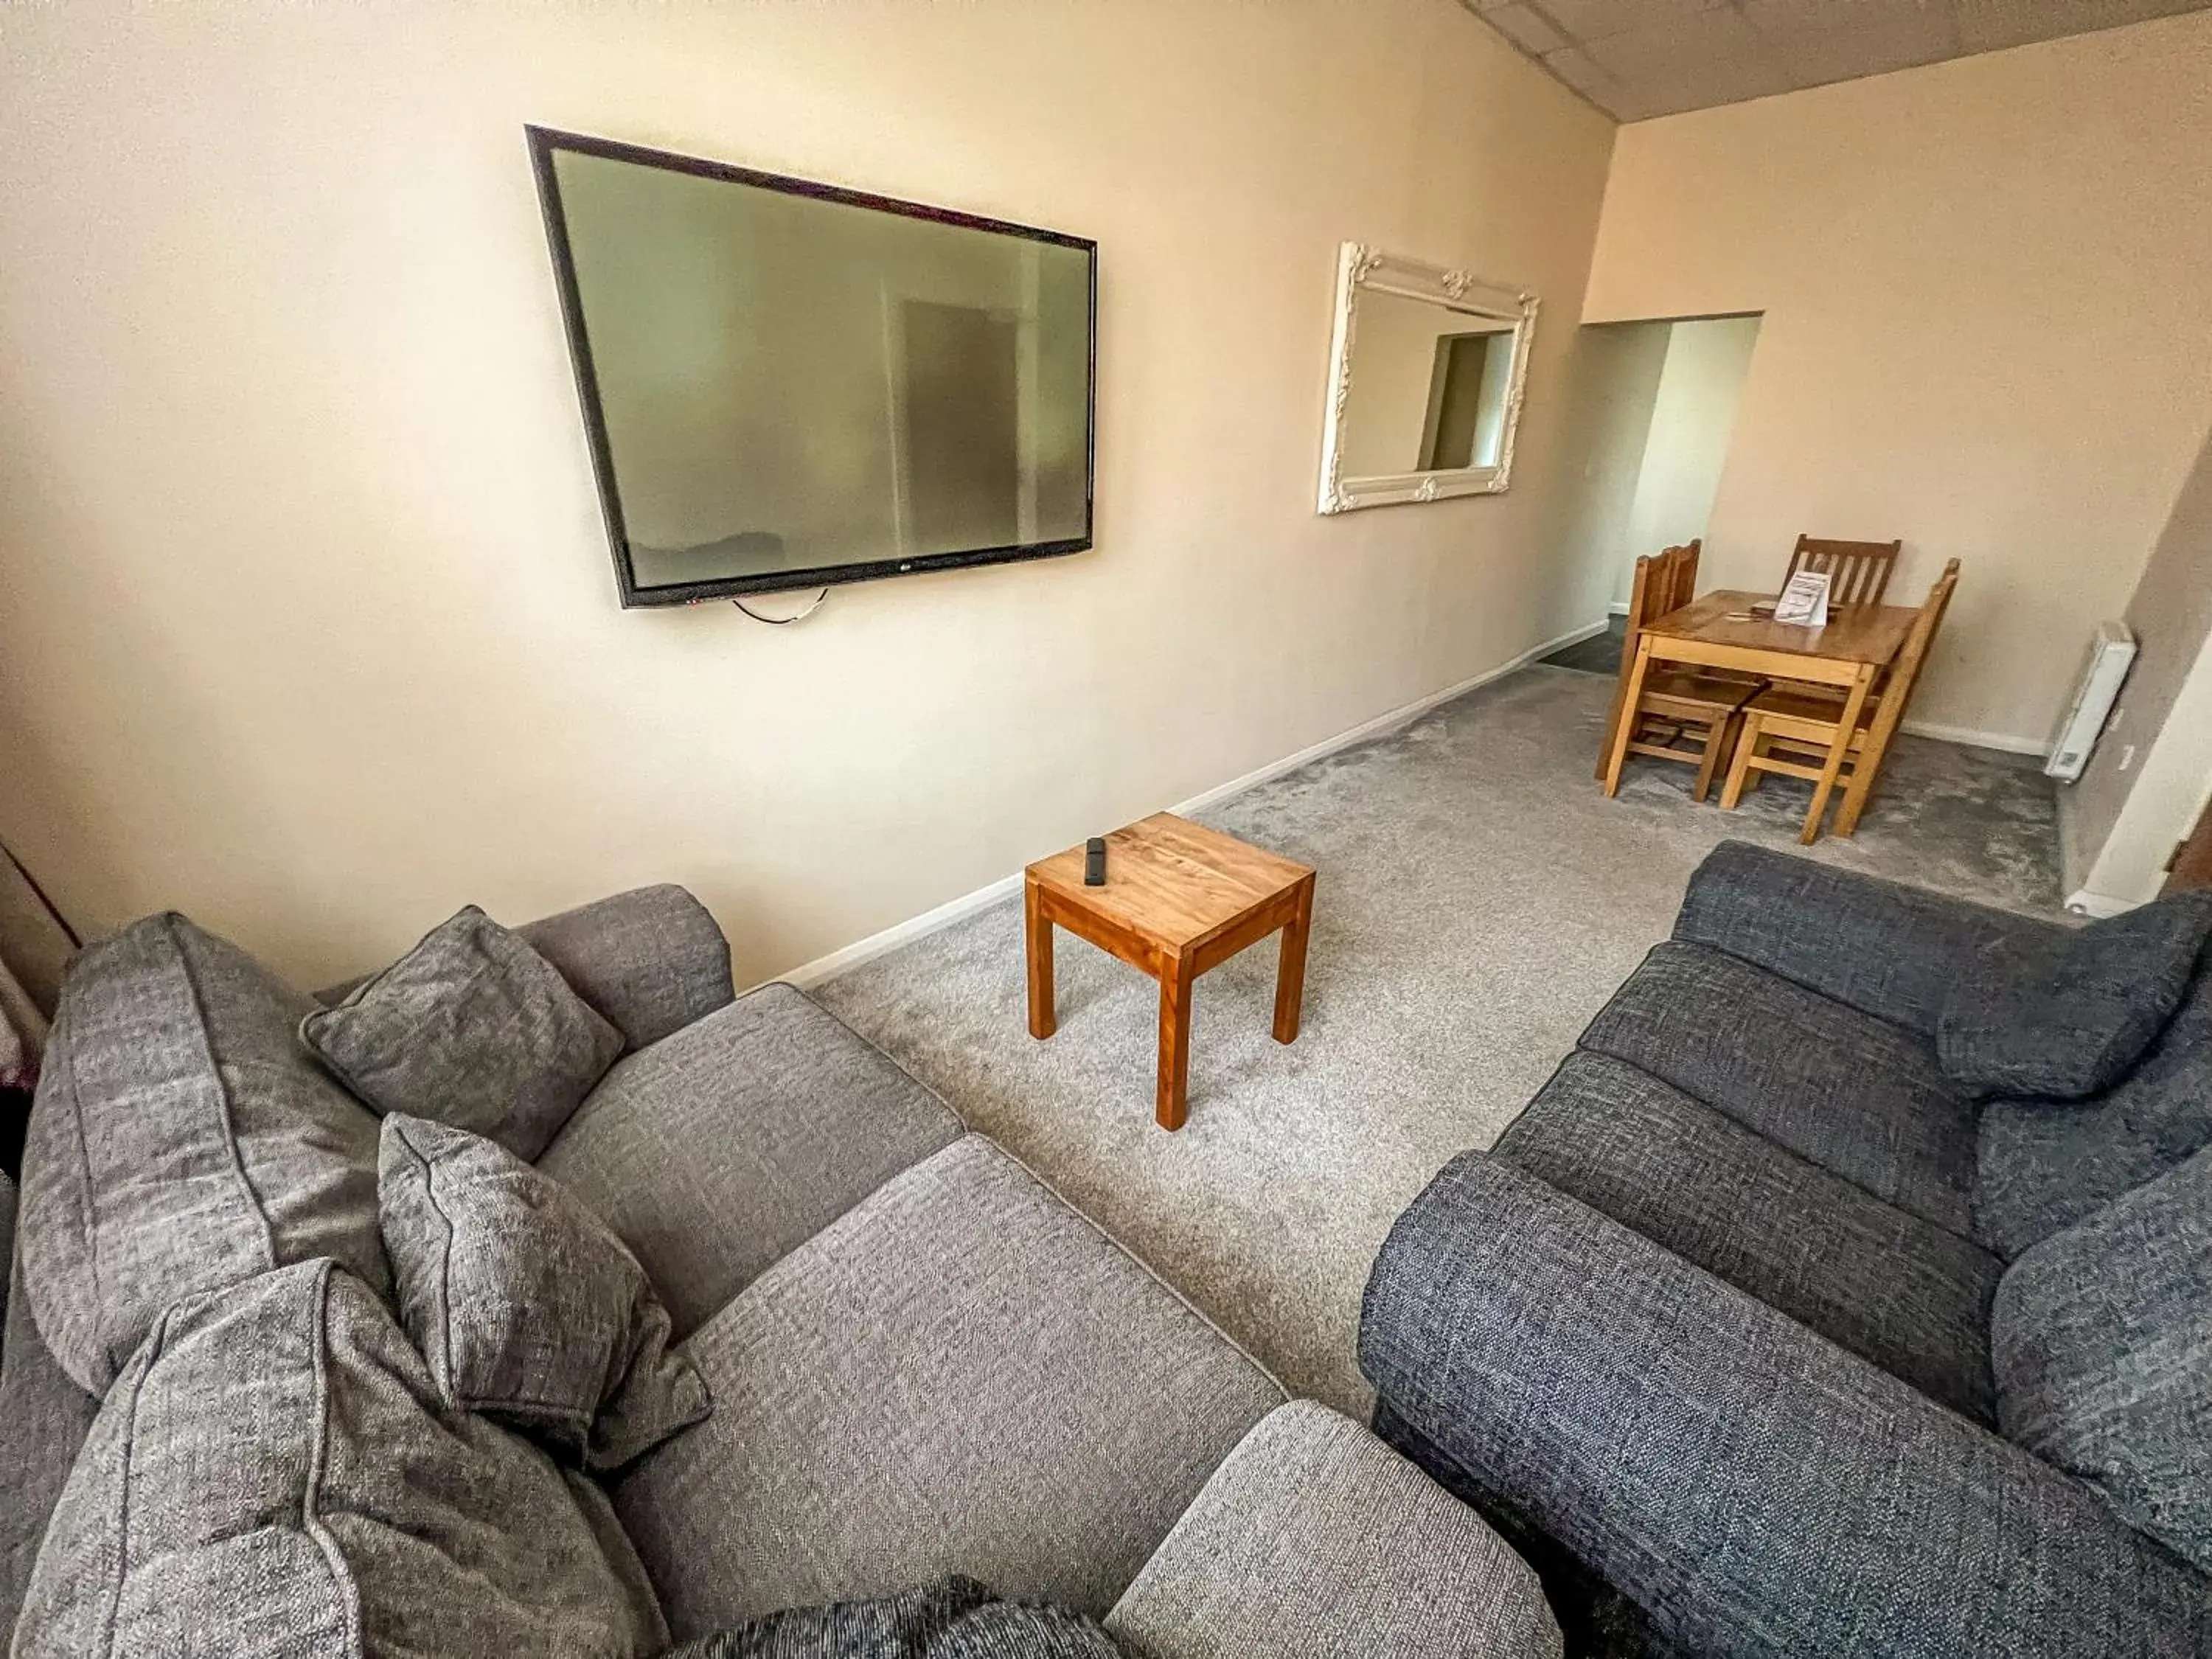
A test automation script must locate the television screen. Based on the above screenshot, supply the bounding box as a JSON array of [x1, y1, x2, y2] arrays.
[[528, 128, 1096, 605]]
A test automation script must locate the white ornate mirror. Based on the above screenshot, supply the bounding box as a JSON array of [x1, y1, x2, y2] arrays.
[[1316, 243, 1538, 514]]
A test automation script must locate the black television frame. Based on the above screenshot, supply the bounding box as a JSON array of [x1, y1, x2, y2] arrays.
[[526, 125, 1099, 607]]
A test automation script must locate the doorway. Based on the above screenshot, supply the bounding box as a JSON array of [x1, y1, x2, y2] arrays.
[[1417, 327, 1515, 471], [1543, 313, 1762, 675]]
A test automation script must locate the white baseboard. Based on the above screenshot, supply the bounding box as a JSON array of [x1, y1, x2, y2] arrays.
[[2064, 888, 2138, 919], [1899, 718, 2048, 758], [781, 617, 1613, 990], [782, 870, 1026, 990], [1605, 601, 1630, 617], [1171, 617, 1610, 817]]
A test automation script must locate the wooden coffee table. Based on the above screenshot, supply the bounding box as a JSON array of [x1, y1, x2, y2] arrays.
[[1024, 813, 1316, 1130]]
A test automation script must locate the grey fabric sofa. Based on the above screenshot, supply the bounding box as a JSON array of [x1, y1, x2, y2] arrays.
[[1, 885, 1559, 1658], [0, 1171, 12, 1332], [1360, 841, 2212, 1658]]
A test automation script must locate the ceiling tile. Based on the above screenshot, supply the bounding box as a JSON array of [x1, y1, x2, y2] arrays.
[[1482, 1, 1572, 57], [1580, 8, 1799, 112], [1464, 0, 2212, 119], [1739, 0, 1938, 26], [1953, 0, 2209, 52], [1533, 0, 1732, 42], [1538, 44, 1632, 100], [1534, 44, 1674, 116], [1748, 4, 1961, 83]]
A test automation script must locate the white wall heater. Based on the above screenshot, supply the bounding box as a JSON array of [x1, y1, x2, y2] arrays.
[[2045, 622, 2138, 782]]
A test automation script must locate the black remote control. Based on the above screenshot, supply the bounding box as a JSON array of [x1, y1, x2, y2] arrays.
[[1084, 837, 1107, 886]]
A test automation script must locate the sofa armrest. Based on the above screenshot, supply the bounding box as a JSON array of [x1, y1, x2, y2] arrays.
[[1358, 1153, 2208, 1659], [313, 886, 734, 1051], [1672, 841, 2067, 1036], [1, 1245, 100, 1651], [512, 886, 734, 1052], [1105, 1400, 1560, 1659]]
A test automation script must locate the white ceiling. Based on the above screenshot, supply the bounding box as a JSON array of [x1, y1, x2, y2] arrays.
[[1463, 0, 2212, 120]]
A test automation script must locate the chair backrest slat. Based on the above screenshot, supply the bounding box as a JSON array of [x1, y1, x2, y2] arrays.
[[1786, 535, 1902, 608], [1885, 557, 1961, 706], [1667, 539, 1700, 615], [1627, 539, 1700, 636], [1850, 557, 1960, 755]]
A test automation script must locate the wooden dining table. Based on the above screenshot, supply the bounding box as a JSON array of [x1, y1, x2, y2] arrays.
[[1601, 588, 1919, 843]]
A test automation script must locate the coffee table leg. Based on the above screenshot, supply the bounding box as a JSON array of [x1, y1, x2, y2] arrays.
[[1024, 878, 1056, 1040], [1157, 956, 1194, 1130], [1273, 874, 1314, 1044]]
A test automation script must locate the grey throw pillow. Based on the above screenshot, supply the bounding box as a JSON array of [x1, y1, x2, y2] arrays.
[[378, 1113, 709, 1470], [18, 913, 386, 1397], [302, 905, 624, 1161], [1992, 1144, 2212, 1572], [13, 1259, 669, 1658], [1937, 892, 2212, 1100], [664, 1576, 1127, 1658]]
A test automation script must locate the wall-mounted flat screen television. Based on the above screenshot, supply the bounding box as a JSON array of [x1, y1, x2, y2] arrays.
[[528, 127, 1097, 605]]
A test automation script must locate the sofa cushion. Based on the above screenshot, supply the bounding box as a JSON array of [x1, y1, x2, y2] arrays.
[[1497, 1051, 2002, 1422], [1938, 891, 2212, 1101], [613, 1133, 1285, 1638], [1974, 956, 2212, 1259], [13, 1259, 668, 1658], [378, 1114, 709, 1471], [302, 906, 623, 1161], [1579, 940, 1978, 1235], [1105, 1400, 1561, 1659], [539, 982, 964, 1337], [18, 914, 386, 1396], [1992, 1144, 2212, 1574]]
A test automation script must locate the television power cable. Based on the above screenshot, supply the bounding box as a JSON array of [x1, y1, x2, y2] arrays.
[[731, 588, 831, 626]]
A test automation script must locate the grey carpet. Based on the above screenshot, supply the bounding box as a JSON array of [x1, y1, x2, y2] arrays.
[[815, 665, 2059, 1414], [1540, 616, 1628, 675]]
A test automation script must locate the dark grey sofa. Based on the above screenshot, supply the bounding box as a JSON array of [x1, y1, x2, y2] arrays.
[[1360, 841, 2212, 1659], [1, 886, 1559, 1657]]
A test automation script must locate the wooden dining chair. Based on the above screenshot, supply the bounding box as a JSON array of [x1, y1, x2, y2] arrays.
[[1720, 558, 1961, 838], [1595, 540, 1764, 802], [1784, 535, 1902, 608], [1596, 539, 1695, 784]]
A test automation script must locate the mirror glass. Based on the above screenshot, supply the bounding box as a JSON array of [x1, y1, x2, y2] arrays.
[[1337, 292, 1517, 478]]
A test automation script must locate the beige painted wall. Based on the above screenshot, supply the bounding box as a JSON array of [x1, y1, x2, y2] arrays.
[[2065, 427, 2212, 900], [0, 0, 1614, 988], [0, 849, 73, 1023], [1615, 316, 1761, 607], [1541, 320, 1672, 620], [2081, 629, 2212, 907], [1583, 10, 2212, 748]]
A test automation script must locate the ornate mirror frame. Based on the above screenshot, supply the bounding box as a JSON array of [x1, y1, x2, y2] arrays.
[[1315, 242, 1539, 515]]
